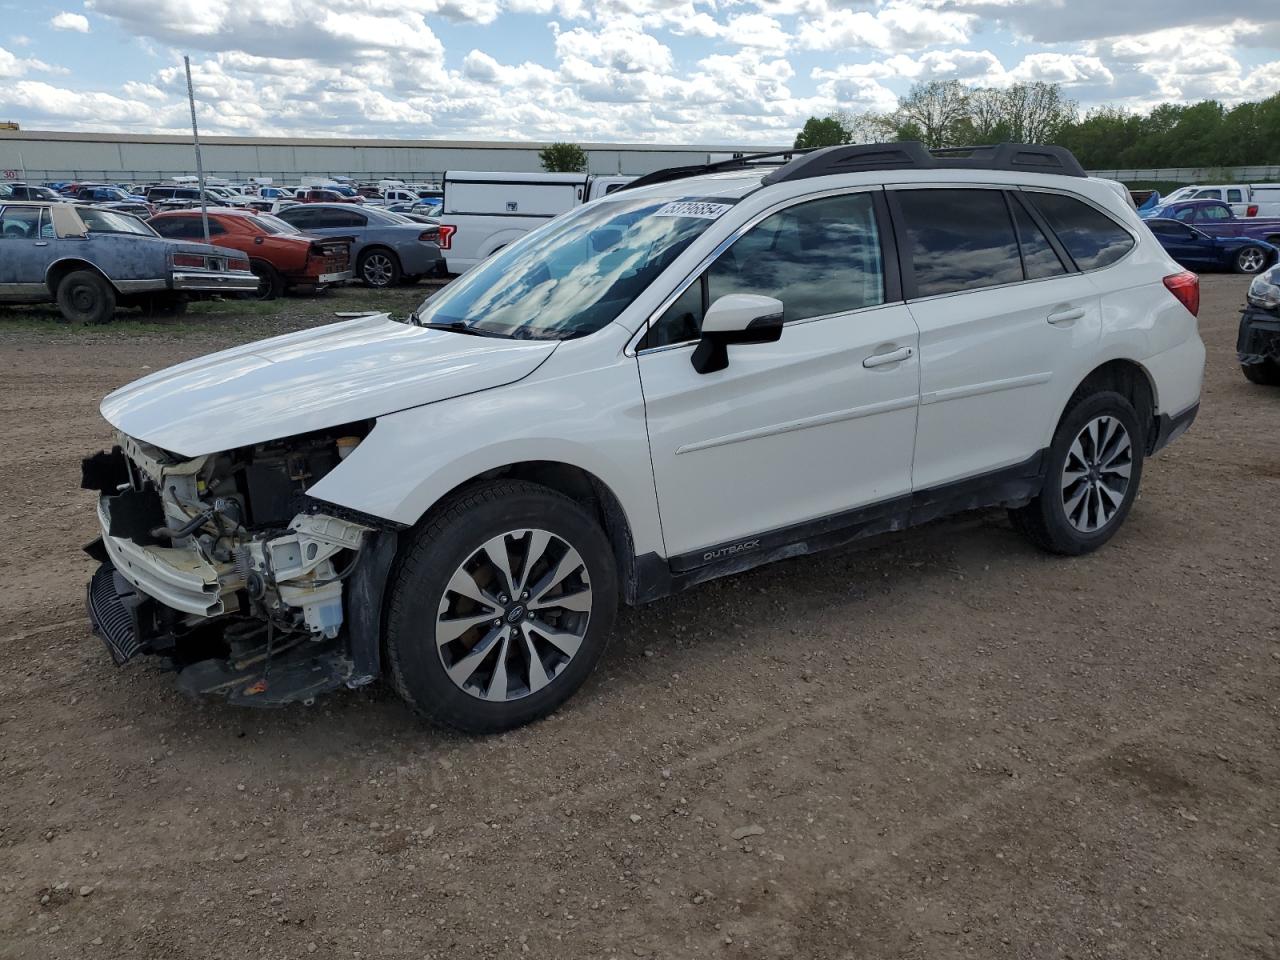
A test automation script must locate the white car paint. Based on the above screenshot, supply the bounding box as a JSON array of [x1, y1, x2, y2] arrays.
[[100, 314, 558, 457]]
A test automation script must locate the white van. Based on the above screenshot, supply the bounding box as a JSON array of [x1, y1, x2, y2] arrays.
[[438, 171, 633, 273]]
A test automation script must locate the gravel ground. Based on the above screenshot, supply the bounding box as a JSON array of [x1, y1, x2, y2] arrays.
[[0, 275, 1276, 960]]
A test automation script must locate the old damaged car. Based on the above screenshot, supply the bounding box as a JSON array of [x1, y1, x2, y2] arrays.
[[0, 201, 258, 322], [1237, 263, 1280, 385], [148, 207, 352, 300]]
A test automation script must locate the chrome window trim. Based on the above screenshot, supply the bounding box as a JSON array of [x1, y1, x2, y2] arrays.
[[627, 184, 893, 357]]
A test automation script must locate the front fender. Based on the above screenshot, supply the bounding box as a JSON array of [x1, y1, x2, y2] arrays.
[[306, 324, 665, 557]]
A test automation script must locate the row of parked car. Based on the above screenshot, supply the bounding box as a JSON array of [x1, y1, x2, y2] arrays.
[[1138, 196, 1280, 276], [0, 197, 448, 323]]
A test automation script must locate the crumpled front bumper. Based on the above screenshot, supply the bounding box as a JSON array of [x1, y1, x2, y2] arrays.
[[95, 496, 224, 617], [1237, 306, 1280, 364]]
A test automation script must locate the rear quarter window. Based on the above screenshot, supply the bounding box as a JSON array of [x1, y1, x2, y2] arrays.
[[1026, 192, 1134, 271]]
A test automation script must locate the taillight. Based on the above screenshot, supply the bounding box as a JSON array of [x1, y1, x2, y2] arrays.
[[1163, 271, 1200, 317], [436, 224, 455, 250], [1247, 204, 1259, 217], [418, 228, 438, 242], [228, 256, 250, 272], [171, 253, 205, 268]]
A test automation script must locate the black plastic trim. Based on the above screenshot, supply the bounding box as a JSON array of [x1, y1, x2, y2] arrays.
[[1010, 190, 1079, 273], [633, 450, 1048, 603], [1149, 402, 1200, 455], [1237, 306, 1280, 363], [762, 142, 1087, 186], [871, 189, 903, 304], [344, 530, 399, 681]]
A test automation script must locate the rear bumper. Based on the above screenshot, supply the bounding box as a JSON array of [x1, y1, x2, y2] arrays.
[[317, 269, 353, 284], [1237, 307, 1280, 364], [171, 270, 259, 294]]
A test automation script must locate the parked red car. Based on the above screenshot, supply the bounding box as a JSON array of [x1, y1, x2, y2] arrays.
[[147, 208, 353, 299]]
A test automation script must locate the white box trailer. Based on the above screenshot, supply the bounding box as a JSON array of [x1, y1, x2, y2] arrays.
[[438, 170, 632, 274]]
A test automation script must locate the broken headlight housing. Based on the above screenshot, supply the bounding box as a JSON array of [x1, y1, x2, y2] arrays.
[[1248, 264, 1280, 311]]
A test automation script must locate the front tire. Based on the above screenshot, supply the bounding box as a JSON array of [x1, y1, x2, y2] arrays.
[[55, 270, 115, 325], [1234, 246, 1269, 275], [1010, 391, 1145, 556], [358, 248, 401, 288], [386, 480, 618, 733], [1241, 358, 1280, 385]]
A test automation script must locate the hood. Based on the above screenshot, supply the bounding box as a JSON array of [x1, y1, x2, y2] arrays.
[[101, 314, 558, 457]]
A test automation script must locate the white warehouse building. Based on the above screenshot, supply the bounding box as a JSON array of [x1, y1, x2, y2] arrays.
[[0, 129, 787, 183]]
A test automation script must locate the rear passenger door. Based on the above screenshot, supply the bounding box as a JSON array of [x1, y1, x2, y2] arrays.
[[892, 187, 1103, 490]]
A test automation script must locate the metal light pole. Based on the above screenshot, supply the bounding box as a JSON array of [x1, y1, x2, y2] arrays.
[[184, 55, 210, 244]]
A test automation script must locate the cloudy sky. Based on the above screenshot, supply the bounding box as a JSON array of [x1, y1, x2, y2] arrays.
[[1, 0, 1278, 145]]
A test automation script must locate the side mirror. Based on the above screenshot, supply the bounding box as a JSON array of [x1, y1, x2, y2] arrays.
[[691, 294, 784, 375]]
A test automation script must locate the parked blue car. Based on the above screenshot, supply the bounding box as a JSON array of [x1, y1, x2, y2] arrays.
[[0, 201, 258, 323], [1146, 217, 1279, 275]]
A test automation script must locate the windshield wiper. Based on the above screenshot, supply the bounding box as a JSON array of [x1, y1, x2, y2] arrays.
[[415, 320, 511, 338]]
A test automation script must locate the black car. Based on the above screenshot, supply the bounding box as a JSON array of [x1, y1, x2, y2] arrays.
[[1237, 263, 1280, 384]]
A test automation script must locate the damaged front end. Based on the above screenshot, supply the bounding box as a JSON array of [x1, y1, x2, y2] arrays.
[[82, 427, 396, 706]]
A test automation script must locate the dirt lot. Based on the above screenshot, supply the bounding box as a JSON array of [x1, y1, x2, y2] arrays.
[[1, 277, 1276, 960]]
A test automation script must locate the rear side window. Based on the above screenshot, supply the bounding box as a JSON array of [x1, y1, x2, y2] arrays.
[[1227, 189, 1243, 203], [895, 189, 1022, 298], [1009, 197, 1067, 280], [1027, 193, 1134, 271]]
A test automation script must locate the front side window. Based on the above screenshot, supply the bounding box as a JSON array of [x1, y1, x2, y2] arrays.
[[1027, 192, 1135, 271], [0, 206, 42, 239], [314, 209, 366, 228], [416, 193, 729, 340], [896, 188, 1022, 298], [1194, 204, 1231, 222], [644, 192, 886, 348]]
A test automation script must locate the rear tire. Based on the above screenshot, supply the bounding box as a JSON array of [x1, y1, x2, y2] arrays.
[[1234, 245, 1269, 275], [55, 270, 116, 325], [247, 260, 284, 300], [358, 248, 401, 288], [385, 480, 617, 734], [1010, 391, 1144, 556], [1241, 359, 1280, 385]]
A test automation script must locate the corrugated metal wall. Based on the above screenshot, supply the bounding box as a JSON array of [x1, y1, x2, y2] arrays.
[[0, 131, 780, 182]]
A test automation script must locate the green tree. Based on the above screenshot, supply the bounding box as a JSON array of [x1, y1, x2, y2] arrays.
[[895, 80, 971, 148], [538, 142, 588, 173], [794, 116, 852, 149]]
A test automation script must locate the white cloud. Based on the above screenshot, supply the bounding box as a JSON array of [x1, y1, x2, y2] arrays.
[[797, 1, 971, 52], [49, 11, 90, 32]]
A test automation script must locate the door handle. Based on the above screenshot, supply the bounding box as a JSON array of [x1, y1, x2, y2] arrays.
[[34, 241, 49, 247], [862, 346, 913, 368], [1047, 306, 1086, 325]]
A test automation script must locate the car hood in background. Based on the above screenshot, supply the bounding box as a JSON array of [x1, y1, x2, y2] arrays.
[[101, 314, 558, 456]]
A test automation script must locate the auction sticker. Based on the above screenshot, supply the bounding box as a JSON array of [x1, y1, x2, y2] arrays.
[[653, 200, 733, 219]]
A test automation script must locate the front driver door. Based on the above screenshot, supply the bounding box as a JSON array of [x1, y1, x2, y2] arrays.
[[636, 190, 920, 566]]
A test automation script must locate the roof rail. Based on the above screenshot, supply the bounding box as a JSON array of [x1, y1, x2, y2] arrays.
[[761, 141, 1086, 185], [618, 148, 808, 192]]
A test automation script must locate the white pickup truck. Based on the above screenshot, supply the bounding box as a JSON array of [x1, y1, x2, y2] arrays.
[[438, 171, 632, 274]]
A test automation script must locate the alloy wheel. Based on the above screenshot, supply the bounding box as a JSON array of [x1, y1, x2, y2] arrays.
[[363, 253, 394, 286], [435, 528, 592, 702], [1060, 415, 1132, 533], [1238, 248, 1266, 274]]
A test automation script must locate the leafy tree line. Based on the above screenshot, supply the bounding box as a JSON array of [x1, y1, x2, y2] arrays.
[[795, 81, 1280, 169]]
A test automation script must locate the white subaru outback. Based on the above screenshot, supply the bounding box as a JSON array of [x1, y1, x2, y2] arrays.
[[83, 143, 1205, 732]]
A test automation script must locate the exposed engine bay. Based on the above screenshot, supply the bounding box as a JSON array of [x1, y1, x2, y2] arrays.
[[82, 425, 385, 705]]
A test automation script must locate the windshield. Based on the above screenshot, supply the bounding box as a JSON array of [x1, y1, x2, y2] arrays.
[[415, 194, 730, 340], [79, 207, 156, 236], [250, 214, 298, 234], [100, 187, 128, 200]]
